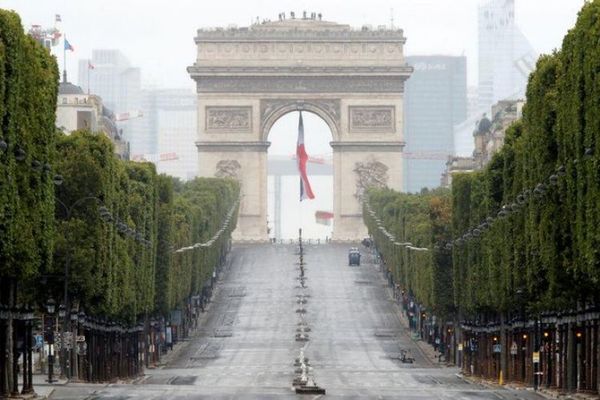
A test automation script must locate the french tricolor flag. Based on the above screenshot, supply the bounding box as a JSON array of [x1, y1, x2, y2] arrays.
[[296, 112, 315, 201]]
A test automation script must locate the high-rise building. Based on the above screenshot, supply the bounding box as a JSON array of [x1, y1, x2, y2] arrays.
[[78, 50, 145, 155], [139, 89, 198, 181], [478, 0, 536, 110], [403, 55, 467, 193]]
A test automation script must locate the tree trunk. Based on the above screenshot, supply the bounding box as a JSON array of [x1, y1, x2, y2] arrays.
[[500, 313, 507, 384], [1, 281, 8, 396], [8, 279, 17, 396], [596, 320, 599, 395], [567, 322, 575, 391]]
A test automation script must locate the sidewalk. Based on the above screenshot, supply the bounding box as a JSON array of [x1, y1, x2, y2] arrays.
[[378, 276, 446, 367], [156, 282, 221, 369], [387, 283, 598, 400], [398, 309, 448, 367], [26, 285, 222, 398], [460, 373, 599, 400], [28, 374, 69, 399]]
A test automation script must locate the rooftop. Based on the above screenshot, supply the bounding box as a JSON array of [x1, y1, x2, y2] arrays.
[[58, 81, 84, 95], [196, 13, 405, 42]]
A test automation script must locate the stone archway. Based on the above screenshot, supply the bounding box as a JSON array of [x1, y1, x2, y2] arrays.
[[188, 16, 412, 241], [260, 100, 341, 142]]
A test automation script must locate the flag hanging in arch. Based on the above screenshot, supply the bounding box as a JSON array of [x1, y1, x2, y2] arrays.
[[296, 111, 315, 201]]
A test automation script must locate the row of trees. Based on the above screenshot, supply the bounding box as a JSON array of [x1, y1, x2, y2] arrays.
[[52, 131, 239, 323], [0, 9, 60, 397], [451, 0, 600, 323], [0, 10, 240, 396], [365, 189, 453, 319], [365, 1, 600, 394]]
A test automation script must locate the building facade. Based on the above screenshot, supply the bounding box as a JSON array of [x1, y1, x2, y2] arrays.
[[56, 81, 129, 159], [441, 99, 523, 187], [403, 55, 467, 193]]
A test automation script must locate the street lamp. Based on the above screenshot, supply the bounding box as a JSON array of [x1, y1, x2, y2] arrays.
[[14, 147, 26, 161], [58, 304, 66, 319], [57, 303, 67, 378], [45, 298, 56, 383], [46, 298, 56, 315], [52, 174, 64, 186]]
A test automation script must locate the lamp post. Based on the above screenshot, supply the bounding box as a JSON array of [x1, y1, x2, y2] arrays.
[[533, 316, 542, 391], [45, 298, 56, 383], [57, 304, 67, 378], [77, 310, 86, 380], [70, 309, 80, 381]]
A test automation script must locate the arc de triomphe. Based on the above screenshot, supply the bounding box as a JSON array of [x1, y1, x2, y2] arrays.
[[188, 15, 412, 241]]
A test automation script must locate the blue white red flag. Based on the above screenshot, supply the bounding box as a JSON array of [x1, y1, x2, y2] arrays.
[[296, 111, 315, 201], [64, 38, 74, 51]]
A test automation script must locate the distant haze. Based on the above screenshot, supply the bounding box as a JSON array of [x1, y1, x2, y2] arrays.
[[3, 0, 584, 88]]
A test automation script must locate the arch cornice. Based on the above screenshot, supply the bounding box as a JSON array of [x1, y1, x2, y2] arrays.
[[260, 99, 340, 141]]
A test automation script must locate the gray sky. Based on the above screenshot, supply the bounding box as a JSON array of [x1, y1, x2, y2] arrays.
[[2, 0, 585, 89]]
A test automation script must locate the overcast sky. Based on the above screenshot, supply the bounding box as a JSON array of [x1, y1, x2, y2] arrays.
[[1, 0, 585, 90]]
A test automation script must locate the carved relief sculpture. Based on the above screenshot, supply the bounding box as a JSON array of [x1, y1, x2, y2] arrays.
[[354, 159, 389, 201], [206, 106, 252, 132], [349, 106, 395, 132], [215, 160, 242, 180]]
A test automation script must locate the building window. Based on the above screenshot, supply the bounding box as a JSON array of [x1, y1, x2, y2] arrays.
[[62, 97, 67, 104]]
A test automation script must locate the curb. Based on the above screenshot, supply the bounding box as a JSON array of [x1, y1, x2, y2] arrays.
[[459, 374, 572, 399]]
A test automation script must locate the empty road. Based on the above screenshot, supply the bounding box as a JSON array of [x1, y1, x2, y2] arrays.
[[48, 243, 544, 399]]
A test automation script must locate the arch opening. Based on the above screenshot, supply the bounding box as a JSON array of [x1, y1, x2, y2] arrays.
[[267, 110, 333, 241]]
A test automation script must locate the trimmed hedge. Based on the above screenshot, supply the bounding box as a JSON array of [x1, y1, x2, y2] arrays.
[[365, 188, 453, 318], [0, 10, 58, 295]]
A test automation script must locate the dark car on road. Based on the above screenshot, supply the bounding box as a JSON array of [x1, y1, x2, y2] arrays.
[[348, 248, 361, 266]]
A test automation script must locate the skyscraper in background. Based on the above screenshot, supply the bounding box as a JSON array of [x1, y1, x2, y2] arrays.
[[403, 56, 467, 193], [78, 50, 145, 155], [454, 0, 537, 158], [79, 52, 197, 179], [477, 0, 536, 110], [146, 89, 198, 180]]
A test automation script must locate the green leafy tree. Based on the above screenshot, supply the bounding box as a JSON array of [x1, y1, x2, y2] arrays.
[[0, 10, 58, 395]]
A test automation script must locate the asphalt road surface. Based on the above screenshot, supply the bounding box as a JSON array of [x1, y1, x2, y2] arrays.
[[48, 243, 545, 399]]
